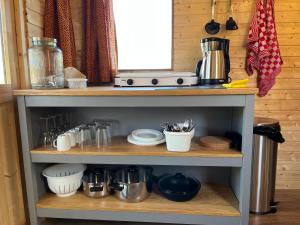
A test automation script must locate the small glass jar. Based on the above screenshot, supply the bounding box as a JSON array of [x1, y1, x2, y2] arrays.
[[28, 37, 64, 89]]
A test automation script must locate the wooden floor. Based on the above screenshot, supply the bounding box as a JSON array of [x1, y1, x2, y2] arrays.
[[250, 190, 300, 225], [42, 190, 300, 225]]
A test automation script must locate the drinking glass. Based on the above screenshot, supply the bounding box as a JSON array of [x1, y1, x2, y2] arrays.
[[40, 117, 55, 148], [80, 126, 92, 149], [63, 112, 72, 130], [87, 122, 97, 144], [95, 120, 113, 144], [50, 115, 59, 137], [96, 126, 110, 149], [56, 114, 65, 133]]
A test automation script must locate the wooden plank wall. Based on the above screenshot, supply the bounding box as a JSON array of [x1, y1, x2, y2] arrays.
[[24, 0, 300, 189], [0, 103, 26, 225], [172, 0, 300, 189], [25, 0, 44, 45], [0, 0, 26, 223], [70, 0, 84, 69]]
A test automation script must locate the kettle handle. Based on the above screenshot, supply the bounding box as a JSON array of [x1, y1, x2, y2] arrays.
[[196, 60, 203, 80], [225, 53, 231, 82]]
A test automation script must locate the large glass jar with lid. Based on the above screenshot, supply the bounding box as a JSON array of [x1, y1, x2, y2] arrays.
[[28, 37, 64, 89]]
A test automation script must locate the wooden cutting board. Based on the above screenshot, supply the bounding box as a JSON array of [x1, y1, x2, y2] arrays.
[[199, 136, 231, 149]]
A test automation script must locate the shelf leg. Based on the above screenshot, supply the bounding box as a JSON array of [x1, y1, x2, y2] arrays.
[[17, 97, 40, 225], [240, 95, 255, 225]]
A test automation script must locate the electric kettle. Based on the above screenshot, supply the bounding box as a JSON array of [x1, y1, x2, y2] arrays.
[[196, 37, 231, 85]]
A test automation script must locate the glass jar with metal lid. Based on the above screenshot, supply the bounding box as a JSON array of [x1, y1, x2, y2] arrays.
[[28, 37, 64, 89]]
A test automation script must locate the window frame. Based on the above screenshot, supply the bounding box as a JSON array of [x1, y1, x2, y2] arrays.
[[0, 0, 11, 103], [114, 0, 174, 72], [0, 0, 22, 103], [0, 0, 12, 88], [0, 4, 7, 85]]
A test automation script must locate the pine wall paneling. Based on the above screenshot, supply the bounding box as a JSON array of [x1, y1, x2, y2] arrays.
[[25, 0, 44, 45], [70, 0, 84, 69], [0, 102, 26, 225], [0, 0, 27, 223], [24, 0, 300, 189]]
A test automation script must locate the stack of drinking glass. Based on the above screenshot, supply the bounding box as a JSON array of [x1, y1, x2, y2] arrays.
[[41, 118, 115, 151], [76, 120, 114, 149], [40, 113, 72, 149]]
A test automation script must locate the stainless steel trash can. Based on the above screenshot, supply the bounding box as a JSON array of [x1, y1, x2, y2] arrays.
[[250, 117, 285, 215]]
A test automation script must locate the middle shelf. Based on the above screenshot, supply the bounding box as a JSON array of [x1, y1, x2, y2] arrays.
[[31, 137, 243, 167]]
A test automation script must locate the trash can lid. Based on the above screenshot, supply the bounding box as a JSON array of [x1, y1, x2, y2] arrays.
[[253, 117, 285, 143], [254, 117, 280, 127]]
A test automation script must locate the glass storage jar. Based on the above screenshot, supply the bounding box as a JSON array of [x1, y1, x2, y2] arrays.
[[28, 37, 64, 89]]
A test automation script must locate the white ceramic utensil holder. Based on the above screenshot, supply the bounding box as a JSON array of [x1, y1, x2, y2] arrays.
[[164, 129, 195, 152]]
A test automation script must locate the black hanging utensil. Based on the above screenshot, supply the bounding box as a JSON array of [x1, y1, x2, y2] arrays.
[[226, 0, 238, 30], [205, 0, 220, 35]]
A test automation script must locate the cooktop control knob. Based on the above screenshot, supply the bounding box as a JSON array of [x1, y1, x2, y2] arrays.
[[152, 79, 158, 85], [127, 79, 134, 86], [177, 78, 184, 85]]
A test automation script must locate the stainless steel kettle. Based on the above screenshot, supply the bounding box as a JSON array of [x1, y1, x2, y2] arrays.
[[196, 37, 231, 85]]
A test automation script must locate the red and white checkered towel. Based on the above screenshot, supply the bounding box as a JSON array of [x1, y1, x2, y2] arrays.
[[246, 0, 283, 97]]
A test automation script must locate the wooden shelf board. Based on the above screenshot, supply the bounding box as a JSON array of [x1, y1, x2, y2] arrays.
[[41, 219, 170, 225], [13, 86, 258, 96], [31, 137, 243, 158], [37, 184, 240, 217]]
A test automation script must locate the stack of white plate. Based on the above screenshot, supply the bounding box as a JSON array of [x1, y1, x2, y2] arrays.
[[127, 129, 166, 146]]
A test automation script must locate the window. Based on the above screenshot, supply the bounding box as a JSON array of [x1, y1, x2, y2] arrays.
[[0, 14, 5, 84], [113, 0, 172, 70]]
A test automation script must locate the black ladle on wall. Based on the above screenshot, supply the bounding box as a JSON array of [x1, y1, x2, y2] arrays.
[[226, 0, 239, 30], [205, 0, 220, 35]]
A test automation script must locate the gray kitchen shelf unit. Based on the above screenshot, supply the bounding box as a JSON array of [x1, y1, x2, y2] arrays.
[[15, 87, 256, 225]]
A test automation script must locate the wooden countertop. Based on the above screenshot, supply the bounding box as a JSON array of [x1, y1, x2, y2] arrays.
[[13, 86, 258, 96]]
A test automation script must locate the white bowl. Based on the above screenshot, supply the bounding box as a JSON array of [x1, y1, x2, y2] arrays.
[[132, 129, 164, 143], [127, 134, 166, 146], [43, 164, 86, 197], [164, 129, 195, 152]]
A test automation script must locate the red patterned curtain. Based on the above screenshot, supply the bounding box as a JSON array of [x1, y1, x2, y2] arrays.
[[44, 0, 77, 68], [83, 0, 118, 85]]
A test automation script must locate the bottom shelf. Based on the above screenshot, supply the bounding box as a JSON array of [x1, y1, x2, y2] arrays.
[[41, 218, 179, 225], [37, 184, 240, 225]]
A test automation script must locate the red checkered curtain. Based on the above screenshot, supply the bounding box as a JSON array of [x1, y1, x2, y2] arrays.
[[44, 0, 77, 68], [83, 0, 118, 85]]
